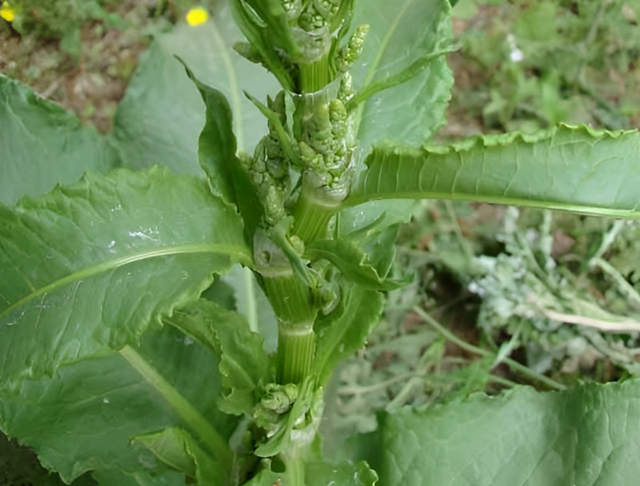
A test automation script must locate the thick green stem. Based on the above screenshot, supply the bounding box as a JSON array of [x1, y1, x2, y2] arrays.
[[283, 449, 306, 486], [291, 184, 338, 242], [263, 273, 318, 384], [299, 57, 331, 94], [278, 323, 316, 384]]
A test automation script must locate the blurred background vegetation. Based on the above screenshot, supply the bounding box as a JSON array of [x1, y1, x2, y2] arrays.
[[1, 0, 640, 483]]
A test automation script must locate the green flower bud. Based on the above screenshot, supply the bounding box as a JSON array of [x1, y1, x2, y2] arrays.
[[309, 103, 333, 154], [299, 5, 326, 32], [314, 0, 340, 20], [298, 141, 323, 170], [337, 24, 369, 72], [329, 98, 347, 139], [260, 383, 299, 414], [264, 185, 286, 225], [282, 0, 302, 19], [338, 72, 354, 102]]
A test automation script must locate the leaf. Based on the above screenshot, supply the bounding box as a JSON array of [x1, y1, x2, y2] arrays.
[[0, 324, 235, 485], [219, 264, 279, 353], [0, 432, 95, 485], [350, 0, 454, 150], [182, 64, 238, 206], [110, 9, 280, 174], [305, 460, 379, 486], [360, 379, 640, 486], [244, 460, 378, 485], [305, 238, 409, 290], [134, 428, 198, 479], [109, 41, 204, 175], [0, 75, 119, 205], [254, 377, 317, 458], [168, 299, 273, 416], [0, 167, 251, 390], [337, 200, 417, 238], [336, 200, 418, 288], [90, 468, 185, 486], [346, 125, 640, 217], [134, 427, 226, 486], [314, 282, 384, 385]]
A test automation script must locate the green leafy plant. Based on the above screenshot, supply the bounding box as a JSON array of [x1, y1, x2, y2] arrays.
[[3, 0, 640, 484], [2, 0, 124, 59], [453, 0, 640, 132]]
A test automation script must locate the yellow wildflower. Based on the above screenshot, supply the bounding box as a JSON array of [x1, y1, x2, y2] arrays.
[[0, 1, 15, 22], [186, 7, 208, 26]]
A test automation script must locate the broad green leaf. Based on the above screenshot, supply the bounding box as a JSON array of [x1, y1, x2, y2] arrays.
[[314, 282, 384, 385], [134, 428, 198, 479], [0, 432, 95, 485], [168, 299, 273, 416], [110, 9, 280, 174], [361, 379, 640, 486], [90, 468, 184, 486], [134, 427, 225, 486], [305, 238, 408, 290], [0, 324, 235, 485], [219, 264, 279, 353], [305, 460, 379, 486], [0, 75, 119, 205], [337, 200, 417, 237], [184, 67, 238, 206], [189, 68, 266, 237], [109, 40, 204, 175], [346, 125, 640, 217], [244, 460, 378, 485], [335, 200, 417, 291], [0, 167, 250, 390], [350, 0, 454, 150]]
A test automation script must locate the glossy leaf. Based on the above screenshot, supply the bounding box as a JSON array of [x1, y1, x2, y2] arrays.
[[0, 324, 234, 484], [347, 125, 640, 217], [111, 8, 280, 174], [0, 167, 250, 390], [314, 282, 384, 385], [364, 379, 640, 485], [0, 75, 119, 205], [168, 299, 273, 416], [350, 0, 454, 150]]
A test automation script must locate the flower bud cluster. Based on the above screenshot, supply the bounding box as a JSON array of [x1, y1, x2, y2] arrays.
[[232, 0, 355, 91], [336, 24, 369, 73], [297, 97, 353, 190], [243, 93, 291, 226]]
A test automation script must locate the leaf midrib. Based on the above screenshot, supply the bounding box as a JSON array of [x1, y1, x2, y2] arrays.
[[0, 243, 253, 320]]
